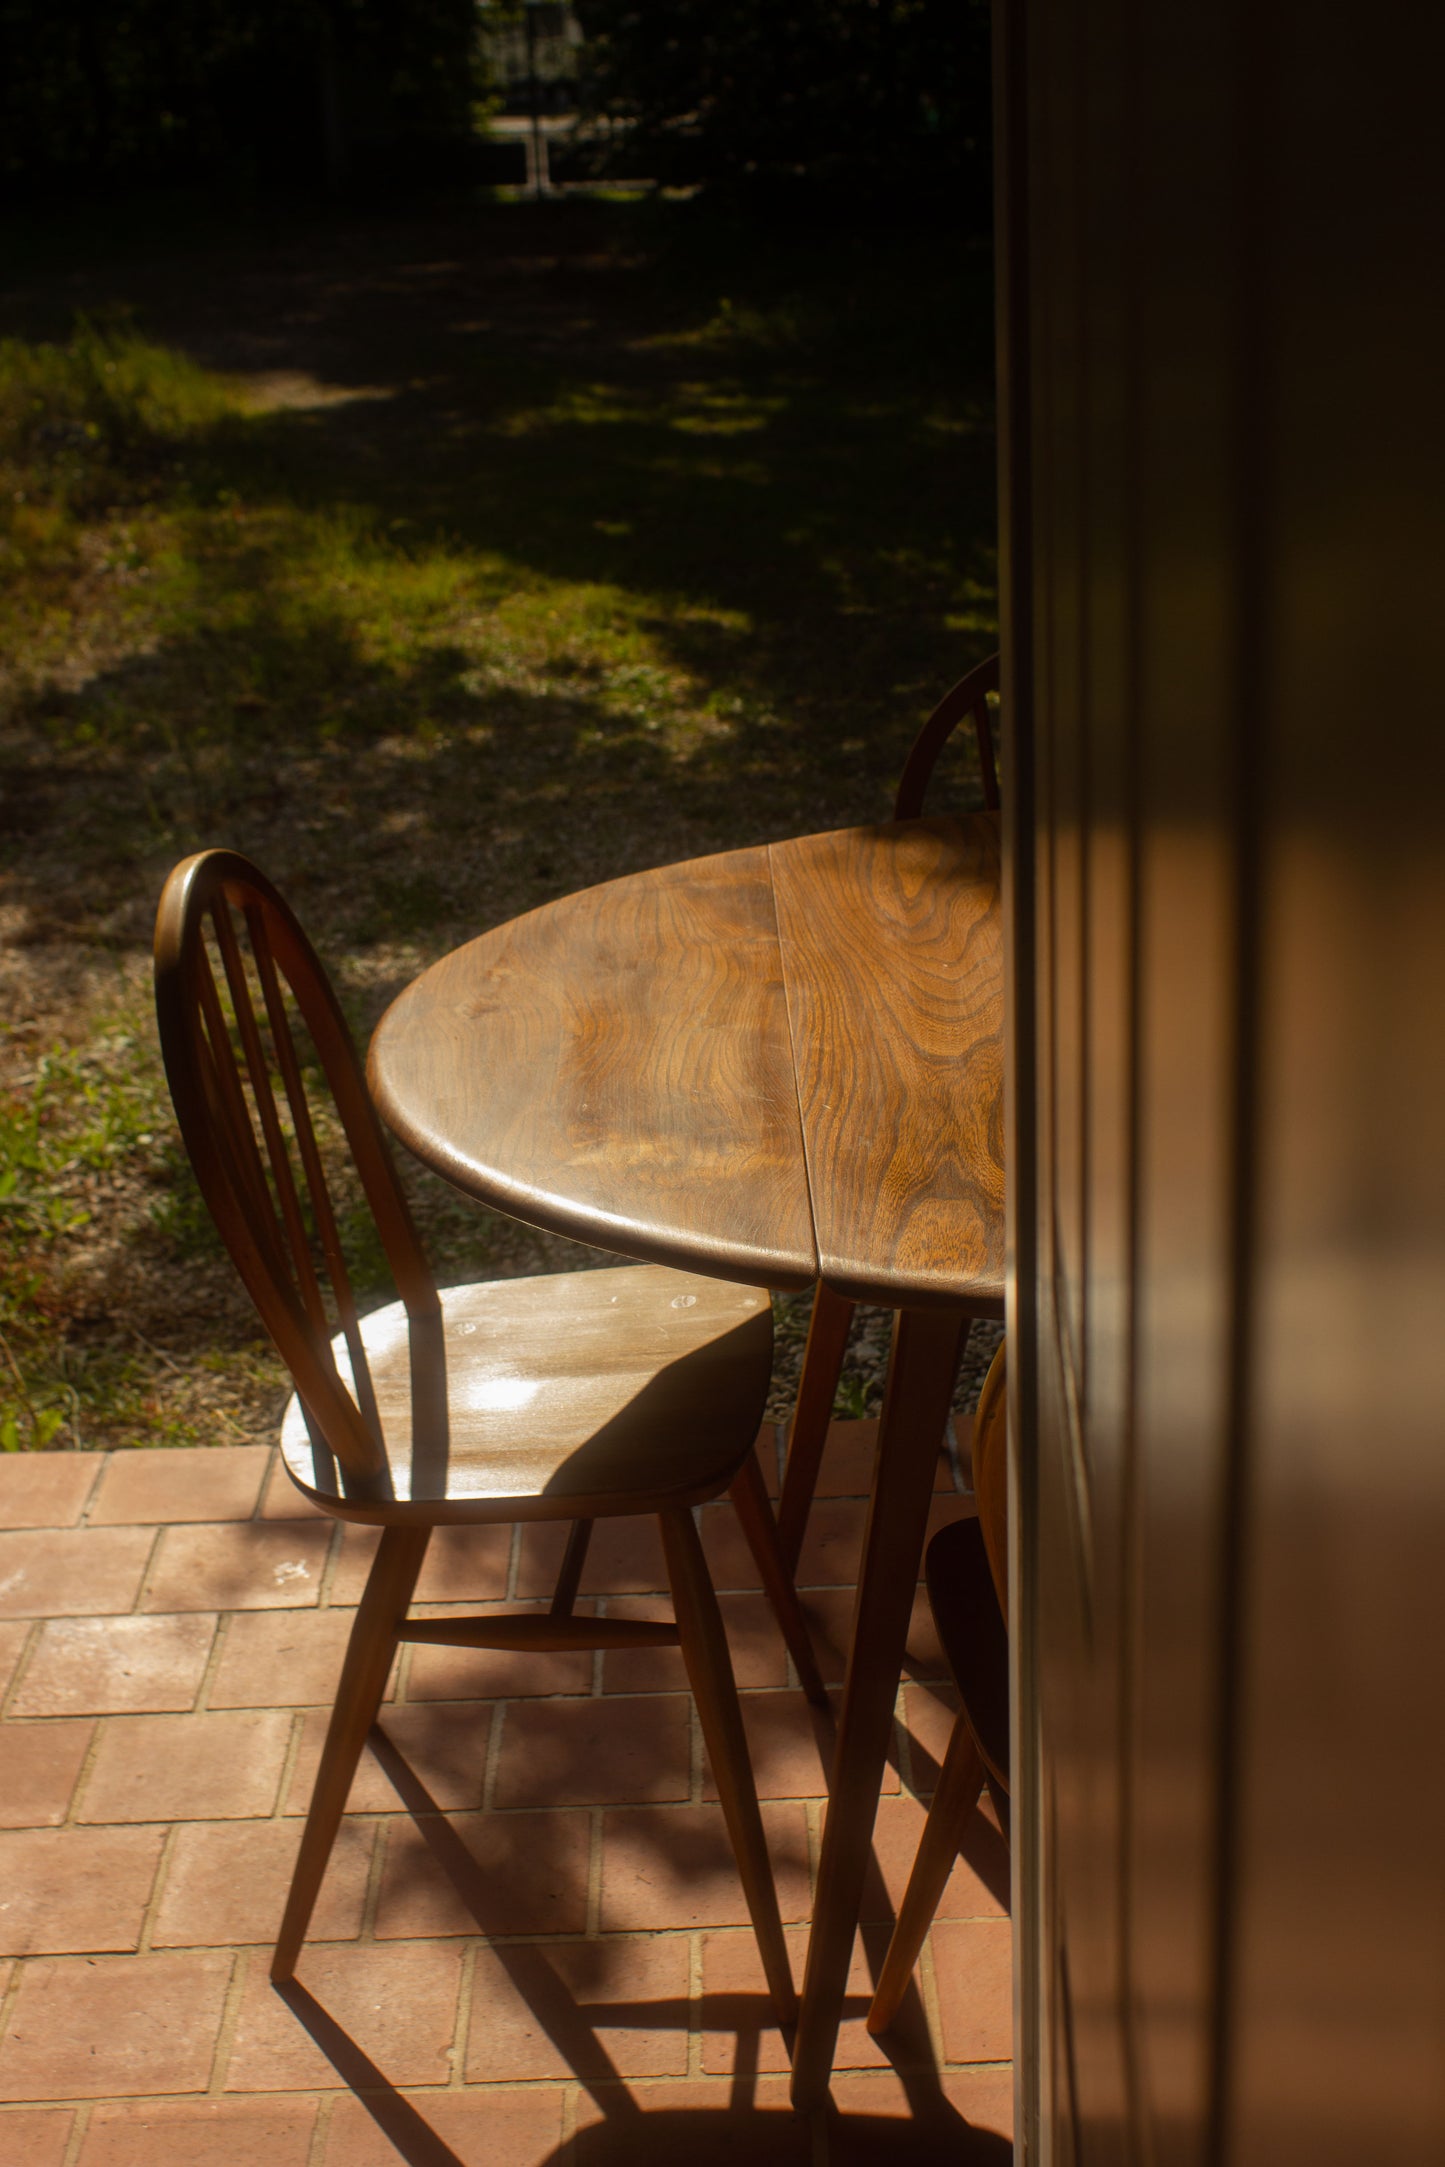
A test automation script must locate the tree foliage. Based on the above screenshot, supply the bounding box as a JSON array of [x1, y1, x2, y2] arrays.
[[574, 0, 992, 213], [0, 0, 483, 193]]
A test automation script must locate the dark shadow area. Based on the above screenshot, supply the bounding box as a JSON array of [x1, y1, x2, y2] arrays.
[[314, 1719, 1012, 2160]]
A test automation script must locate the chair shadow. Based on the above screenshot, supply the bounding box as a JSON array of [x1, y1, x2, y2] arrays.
[[271, 1721, 1011, 2164]]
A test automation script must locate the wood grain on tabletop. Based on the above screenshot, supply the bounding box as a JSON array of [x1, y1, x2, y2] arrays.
[[769, 815, 1005, 1313], [367, 846, 818, 1291]]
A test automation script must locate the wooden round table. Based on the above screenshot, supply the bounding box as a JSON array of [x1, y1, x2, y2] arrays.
[[368, 813, 1005, 2104]]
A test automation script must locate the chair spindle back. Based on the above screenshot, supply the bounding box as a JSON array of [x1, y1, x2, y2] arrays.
[[154, 849, 439, 1500], [893, 652, 1001, 819]]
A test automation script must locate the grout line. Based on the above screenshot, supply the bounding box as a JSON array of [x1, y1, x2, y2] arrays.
[[505, 1519, 522, 1602], [62, 1709, 113, 1829], [0, 1620, 40, 1722], [584, 1806, 603, 1937], [78, 1450, 109, 1528], [891, 1683, 917, 1801], [481, 1699, 506, 1813], [451, 1936, 478, 2090], [191, 1611, 228, 1715], [306, 2090, 333, 2167], [202, 1946, 246, 2096], [130, 1524, 168, 1614], [136, 1821, 181, 1954], [686, 1928, 704, 2079], [314, 1520, 345, 1609], [392, 1630, 415, 1706], [559, 2079, 578, 2166], [358, 1816, 388, 1940], [273, 1709, 307, 1826], [252, 1445, 279, 1522], [0, 1959, 24, 2055], [59, 2096, 92, 2167]]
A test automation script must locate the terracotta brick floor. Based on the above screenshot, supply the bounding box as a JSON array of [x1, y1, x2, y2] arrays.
[[0, 1420, 1013, 2165]]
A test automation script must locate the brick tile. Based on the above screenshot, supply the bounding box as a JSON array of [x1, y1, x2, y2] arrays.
[[405, 1600, 596, 1701], [209, 1608, 393, 1709], [374, 1808, 590, 1939], [152, 1816, 374, 1948], [863, 1792, 1009, 1924], [0, 1826, 165, 1956], [324, 2088, 566, 2167], [90, 1447, 272, 1527], [752, 1423, 783, 1494], [697, 1502, 763, 1592], [324, 1523, 383, 1606], [11, 1615, 216, 1717], [142, 1522, 331, 1612], [328, 1518, 520, 1609], [699, 1689, 897, 1804], [571, 2080, 806, 2165], [792, 1498, 869, 1589], [0, 1720, 93, 1826], [0, 1950, 232, 2099], [0, 1454, 98, 1529], [77, 2097, 318, 2167], [799, 1587, 947, 1689], [828, 2070, 1014, 2162], [0, 1622, 28, 1702], [701, 1923, 933, 2075], [601, 1592, 786, 1695], [941, 2067, 1015, 2141], [465, 1934, 691, 2080], [931, 1918, 1014, 2063], [516, 1516, 667, 1600], [79, 1711, 291, 1823], [600, 1802, 811, 1930], [286, 1702, 491, 1816], [413, 1525, 512, 1605], [796, 1418, 959, 1501], [0, 2108, 73, 2166], [494, 1694, 690, 1809], [901, 1684, 964, 1791], [0, 1528, 153, 1619], [260, 1455, 328, 1520], [224, 1940, 463, 2091]]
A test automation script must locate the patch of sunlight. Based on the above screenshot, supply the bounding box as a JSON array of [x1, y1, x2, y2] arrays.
[[234, 372, 399, 415], [499, 383, 658, 436], [923, 408, 990, 435]]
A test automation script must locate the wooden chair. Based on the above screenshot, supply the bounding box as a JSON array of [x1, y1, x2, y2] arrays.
[[776, 652, 1002, 1572], [867, 1339, 1009, 2033], [153, 848, 808, 2017]]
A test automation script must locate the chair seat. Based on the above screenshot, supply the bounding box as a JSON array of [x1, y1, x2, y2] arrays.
[[280, 1262, 773, 1523]]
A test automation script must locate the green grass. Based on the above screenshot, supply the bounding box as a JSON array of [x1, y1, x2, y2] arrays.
[[0, 197, 997, 1448]]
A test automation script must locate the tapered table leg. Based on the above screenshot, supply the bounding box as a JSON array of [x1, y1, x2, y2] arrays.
[[789, 1302, 967, 2107]]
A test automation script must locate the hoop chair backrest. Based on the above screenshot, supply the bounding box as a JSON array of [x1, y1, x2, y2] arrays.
[[893, 652, 1001, 819], [154, 849, 441, 1501]]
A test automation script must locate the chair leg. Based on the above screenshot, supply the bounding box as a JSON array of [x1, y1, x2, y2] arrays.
[[778, 1284, 855, 1572], [550, 1518, 593, 1618], [866, 1714, 986, 2034], [272, 1524, 430, 1981], [729, 1451, 829, 1709], [659, 1505, 797, 2029]]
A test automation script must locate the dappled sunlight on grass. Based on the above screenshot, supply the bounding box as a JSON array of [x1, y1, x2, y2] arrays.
[[0, 199, 997, 1450]]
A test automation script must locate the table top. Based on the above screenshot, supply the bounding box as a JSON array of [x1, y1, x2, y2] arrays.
[[368, 815, 1004, 1314]]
